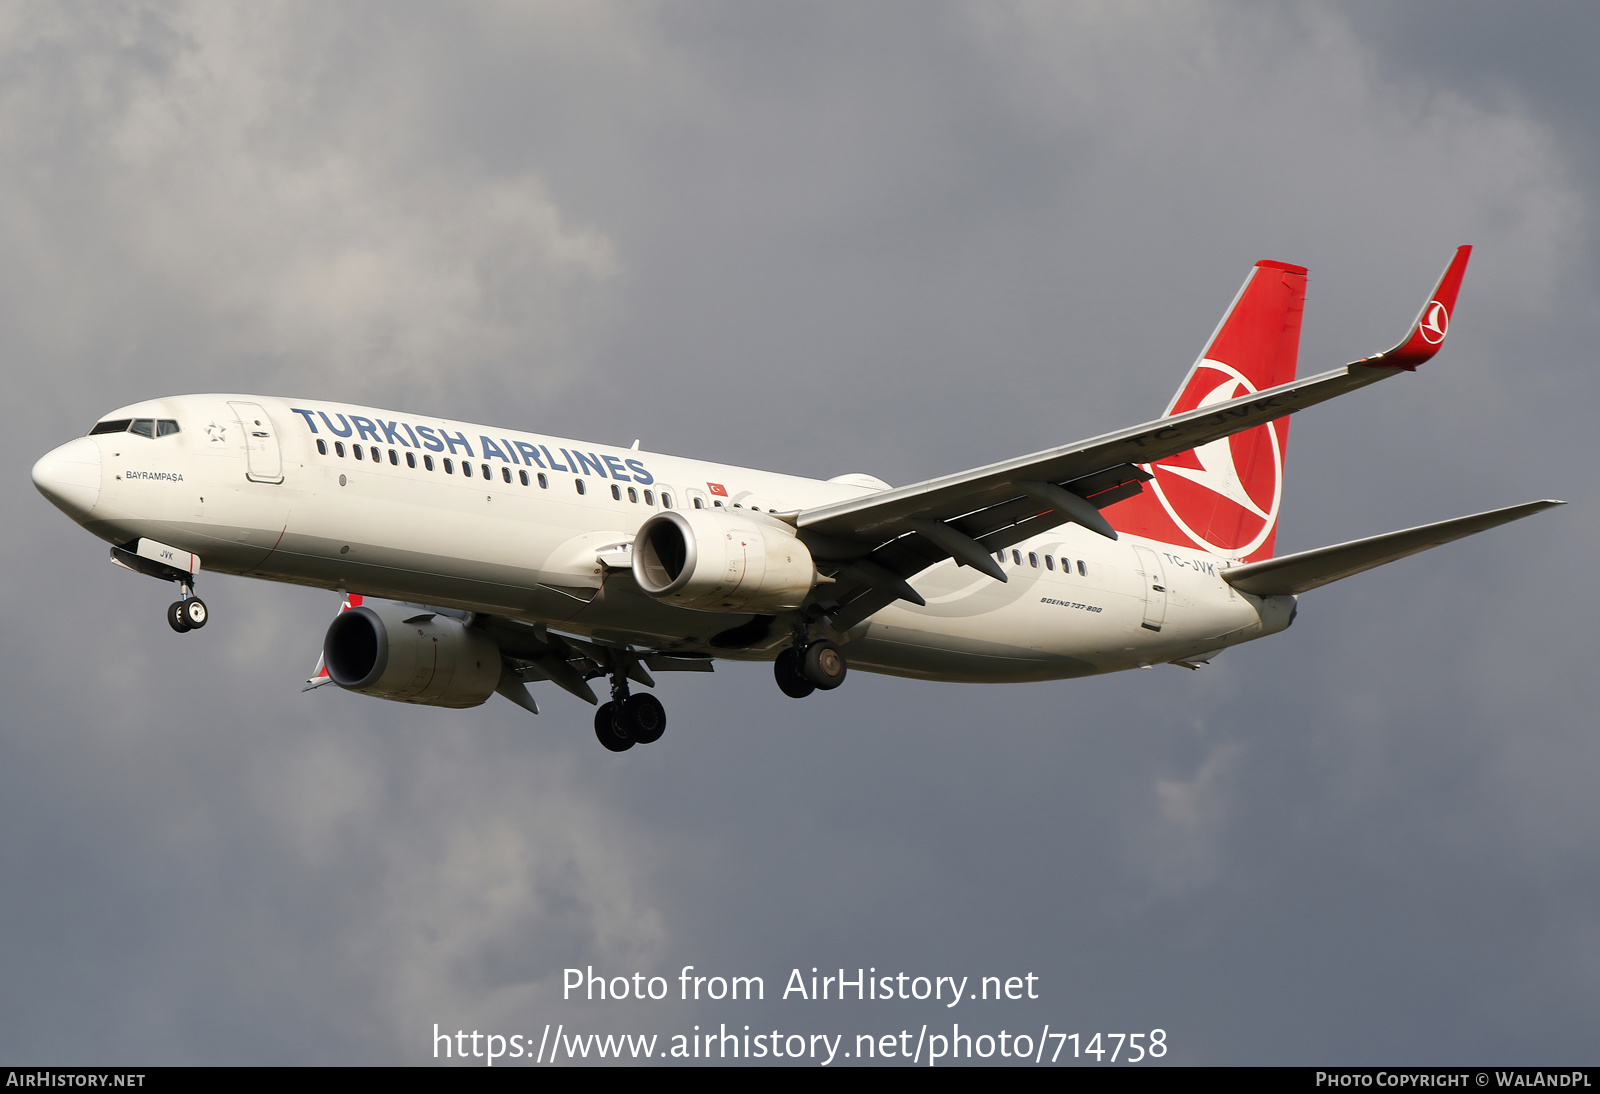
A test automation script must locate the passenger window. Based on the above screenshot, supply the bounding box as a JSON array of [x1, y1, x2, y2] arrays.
[[89, 419, 132, 435], [370, 446, 379, 462], [130, 419, 156, 438], [335, 442, 346, 458], [1045, 555, 1054, 570], [443, 458, 454, 473], [502, 467, 511, 483], [611, 484, 622, 500], [1012, 550, 1021, 565], [316, 439, 327, 455], [157, 420, 181, 436], [1029, 552, 1038, 568], [389, 449, 398, 465], [482, 464, 491, 480], [354, 445, 364, 460], [538, 473, 548, 489], [576, 479, 587, 495], [693, 497, 703, 509], [628, 487, 638, 503], [713, 499, 724, 508], [424, 455, 434, 471], [643, 490, 653, 505], [996, 552, 1005, 563], [662, 493, 673, 509], [519, 470, 529, 486], [1078, 560, 1087, 576], [406, 452, 416, 468]]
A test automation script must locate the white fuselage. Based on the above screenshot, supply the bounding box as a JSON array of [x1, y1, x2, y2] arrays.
[[44, 394, 1295, 681]]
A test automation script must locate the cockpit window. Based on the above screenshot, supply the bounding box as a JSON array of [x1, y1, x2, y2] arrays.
[[157, 419, 180, 436], [129, 419, 156, 438], [89, 419, 132, 435]]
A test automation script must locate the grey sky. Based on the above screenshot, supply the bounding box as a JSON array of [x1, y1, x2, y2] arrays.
[[4, 1, 1595, 1064]]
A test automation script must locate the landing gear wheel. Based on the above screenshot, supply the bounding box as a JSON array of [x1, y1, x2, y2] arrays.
[[167, 601, 192, 633], [181, 597, 208, 629], [774, 647, 815, 698], [594, 702, 634, 752], [619, 693, 666, 744], [802, 640, 847, 690]]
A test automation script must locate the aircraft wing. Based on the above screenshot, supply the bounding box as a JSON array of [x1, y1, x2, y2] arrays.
[[1220, 500, 1564, 597], [788, 247, 1473, 633]]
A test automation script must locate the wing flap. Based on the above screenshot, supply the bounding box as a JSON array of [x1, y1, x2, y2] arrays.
[[1221, 500, 1563, 597]]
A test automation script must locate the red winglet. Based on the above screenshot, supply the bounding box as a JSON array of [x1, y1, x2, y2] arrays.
[[1362, 245, 1472, 370]]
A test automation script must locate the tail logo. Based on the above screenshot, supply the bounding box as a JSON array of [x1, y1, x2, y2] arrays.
[[1146, 360, 1283, 558], [1418, 300, 1449, 345]]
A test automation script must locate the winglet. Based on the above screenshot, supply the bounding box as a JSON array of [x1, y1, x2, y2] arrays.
[[1361, 245, 1472, 370]]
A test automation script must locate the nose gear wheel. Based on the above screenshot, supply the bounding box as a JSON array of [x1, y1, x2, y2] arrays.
[[167, 596, 207, 633]]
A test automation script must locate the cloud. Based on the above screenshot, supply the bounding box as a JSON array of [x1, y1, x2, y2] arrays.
[[4, 0, 1597, 1064], [0, 2, 617, 406], [1139, 740, 1243, 897]]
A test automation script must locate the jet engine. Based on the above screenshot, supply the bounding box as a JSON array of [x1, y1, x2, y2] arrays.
[[323, 602, 501, 708], [632, 509, 817, 613]]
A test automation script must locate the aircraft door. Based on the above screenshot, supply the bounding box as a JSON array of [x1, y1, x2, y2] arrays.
[[228, 401, 285, 484], [1132, 544, 1168, 632]]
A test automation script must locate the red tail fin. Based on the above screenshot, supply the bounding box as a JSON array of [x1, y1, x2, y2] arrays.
[[1103, 260, 1307, 561]]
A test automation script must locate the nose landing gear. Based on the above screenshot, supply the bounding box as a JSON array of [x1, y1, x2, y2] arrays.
[[109, 541, 208, 635], [166, 577, 207, 633], [167, 595, 208, 633]]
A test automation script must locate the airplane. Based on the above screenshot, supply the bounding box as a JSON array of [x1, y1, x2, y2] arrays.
[[31, 246, 1563, 752]]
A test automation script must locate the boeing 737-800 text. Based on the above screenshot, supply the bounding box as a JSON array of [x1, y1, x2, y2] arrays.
[[31, 246, 1562, 751]]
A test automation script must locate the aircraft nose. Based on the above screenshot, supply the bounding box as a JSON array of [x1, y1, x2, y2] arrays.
[[32, 436, 102, 521]]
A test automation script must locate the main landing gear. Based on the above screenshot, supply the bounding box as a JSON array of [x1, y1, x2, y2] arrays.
[[773, 637, 847, 699], [167, 580, 208, 634], [593, 667, 667, 753]]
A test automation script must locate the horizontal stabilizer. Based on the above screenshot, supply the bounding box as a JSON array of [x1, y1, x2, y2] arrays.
[[1222, 499, 1563, 596]]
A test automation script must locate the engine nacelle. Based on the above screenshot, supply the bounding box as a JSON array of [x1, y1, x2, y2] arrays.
[[323, 603, 501, 708], [632, 509, 817, 613]]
